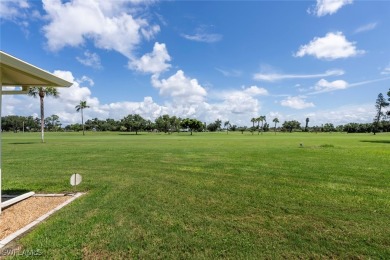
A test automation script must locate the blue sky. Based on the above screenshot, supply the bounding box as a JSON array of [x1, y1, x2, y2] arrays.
[[1, 0, 390, 127]]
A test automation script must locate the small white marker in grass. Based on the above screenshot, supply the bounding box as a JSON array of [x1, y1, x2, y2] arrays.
[[70, 173, 82, 186], [70, 174, 82, 194]]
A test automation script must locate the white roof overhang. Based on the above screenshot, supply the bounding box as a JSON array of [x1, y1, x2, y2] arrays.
[[0, 51, 73, 94]]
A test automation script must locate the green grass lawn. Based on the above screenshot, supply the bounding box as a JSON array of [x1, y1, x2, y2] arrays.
[[2, 131, 390, 259]]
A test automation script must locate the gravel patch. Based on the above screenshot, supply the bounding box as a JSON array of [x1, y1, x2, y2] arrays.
[[0, 196, 71, 240]]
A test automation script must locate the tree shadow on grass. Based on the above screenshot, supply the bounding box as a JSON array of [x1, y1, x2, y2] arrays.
[[8, 142, 38, 145], [360, 140, 390, 144], [118, 133, 145, 136]]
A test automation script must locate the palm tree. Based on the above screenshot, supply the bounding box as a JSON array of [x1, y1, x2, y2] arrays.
[[272, 117, 279, 135], [250, 117, 256, 135], [75, 100, 90, 135], [305, 117, 310, 132], [28, 87, 59, 143], [251, 117, 256, 128], [258, 116, 266, 135], [224, 121, 230, 134], [256, 117, 261, 134]]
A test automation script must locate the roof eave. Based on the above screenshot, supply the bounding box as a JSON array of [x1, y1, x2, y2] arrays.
[[0, 51, 73, 88]]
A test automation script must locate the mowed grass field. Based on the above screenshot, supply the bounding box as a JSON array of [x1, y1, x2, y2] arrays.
[[2, 131, 390, 259]]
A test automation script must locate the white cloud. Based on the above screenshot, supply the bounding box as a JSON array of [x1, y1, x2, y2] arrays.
[[101, 97, 168, 121], [253, 69, 344, 82], [313, 79, 348, 93], [0, 0, 39, 35], [52, 70, 99, 108], [42, 0, 159, 58], [309, 77, 390, 94], [300, 104, 375, 126], [215, 68, 242, 77], [354, 22, 378, 34], [212, 86, 268, 116], [182, 33, 222, 43], [280, 96, 315, 109], [243, 86, 269, 96], [264, 104, 376, 126], [182, 25, 222, 43], [381, 64, 390, 75], [76, 50, 102, 69], [22, 70, 167, 124], [223, 93, 259, 115], [310, 0, 353, 17], [77, 75, 95, 87], [295, 32, 364, 60], [151, 70, 207, 104], [0, 0, 30, 20], [129, 42, 171, 74]]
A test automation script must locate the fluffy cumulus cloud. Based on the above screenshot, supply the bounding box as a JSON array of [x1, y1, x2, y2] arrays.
[[253, 69, 344, 82], [295, 32, 364, 60], [313, 79, 348, 93], [310, 0, 353, 17], [222, 92, 259, 115], [243, 86, 269, 96], [302, 104, 375, 125], [51, 70, 104, 121], [101, 97, 168, 120], [50, 71, 188, 123], [217, 86, 267, 115], [151, 70, 207, 104], [267, 103, 376, 127], [2, 94, 31, 116], [280, 96, 315, 109], [128, 42, 171, 74], [42, 0, 159, 58]]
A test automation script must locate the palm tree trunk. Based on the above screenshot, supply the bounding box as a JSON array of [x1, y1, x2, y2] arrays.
[[40, 96, 45, 143], [81, 108, 85, 136]]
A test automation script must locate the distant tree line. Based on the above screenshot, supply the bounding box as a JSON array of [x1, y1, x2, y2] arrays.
[[1, 115, 61, 133], [2, 88, 389, 135], [3, 114, 390, 134]]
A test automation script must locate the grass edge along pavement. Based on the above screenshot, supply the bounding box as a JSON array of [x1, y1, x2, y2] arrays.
[[1, 131, 389, 259]]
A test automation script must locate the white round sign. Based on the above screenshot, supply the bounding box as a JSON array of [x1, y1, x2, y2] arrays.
[[70, 173, 82, 186]]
